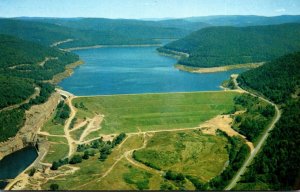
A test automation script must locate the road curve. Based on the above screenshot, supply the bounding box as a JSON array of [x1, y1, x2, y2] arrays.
[[225, 75, 281, 190], [56, 88, 77, 157]]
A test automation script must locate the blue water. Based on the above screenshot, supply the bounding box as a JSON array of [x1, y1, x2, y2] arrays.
[[0, 147, 37, 180], [59, 46, 246, 95]]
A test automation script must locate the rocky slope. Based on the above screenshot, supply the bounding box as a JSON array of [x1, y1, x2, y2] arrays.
[[0, 93, 61, 160]]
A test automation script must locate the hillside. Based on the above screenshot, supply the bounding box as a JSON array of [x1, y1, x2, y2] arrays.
[[0, 19, 73, 46], [185, 15, 300, 26], [0, 34, 79, 142], [2, 18, 208, 49], [21, 17, 209, 38], [0, 19, 158, 48], [158, 23, 300, 68], [235, 52, 300, 190]]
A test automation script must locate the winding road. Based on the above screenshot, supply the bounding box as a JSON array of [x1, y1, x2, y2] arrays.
[[56, 88, 77, 157], [225, 75, 281, 190]]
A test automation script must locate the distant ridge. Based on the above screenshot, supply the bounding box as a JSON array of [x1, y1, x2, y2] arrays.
[[158, 23, 300, 68]]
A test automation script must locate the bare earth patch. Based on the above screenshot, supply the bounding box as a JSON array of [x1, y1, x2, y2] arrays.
[[79, 114, 104, 142], [175, 62, 263, 73], [199, 114, 254, 151]]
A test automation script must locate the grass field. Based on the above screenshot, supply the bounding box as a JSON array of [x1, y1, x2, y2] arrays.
[[42, 136, 69, 163], [70, 124, 87, 141], [73, 91, 240, 134], [38, 91, 250, 190], [40, 111, 65, 135], [41, 129, 231, 190], [134, 130, 229, 182], [42, 134, 145, 190], [97, 159, 159, 190]]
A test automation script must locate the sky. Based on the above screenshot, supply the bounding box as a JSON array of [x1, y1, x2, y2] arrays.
[[0, 0, 300, 19]]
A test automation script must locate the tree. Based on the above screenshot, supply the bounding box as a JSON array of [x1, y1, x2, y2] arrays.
[[28, 168, 36, 176], [69, 155, 82, 164], [51, 161, 59, 170], [99, 153, 108, 161], [82, 150, 89, 160], [50, 183, 59, 191]]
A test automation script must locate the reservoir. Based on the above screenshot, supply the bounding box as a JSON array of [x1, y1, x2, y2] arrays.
[[59, 46, 246, 96], [0, 146, 38, 184]]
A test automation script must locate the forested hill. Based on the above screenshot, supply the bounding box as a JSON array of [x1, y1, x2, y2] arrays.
[[0, 19, 159, 47], [0, 18, 208, 48], [238, 51, 300, 103], [19, 17, 209, 38], [0, 34, 78, 80], [0, 34, 79, 142], [158, 23, 300, 68], [184, 15, 300, 26], [235, 52, 300, 190], [0, 19, 73, 46]]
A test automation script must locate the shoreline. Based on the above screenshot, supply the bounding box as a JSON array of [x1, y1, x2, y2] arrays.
[[175, 62, 264, 73], [65, 44, 162, 51], [157, 48, 190, 58], [49, 60, 85, 84]]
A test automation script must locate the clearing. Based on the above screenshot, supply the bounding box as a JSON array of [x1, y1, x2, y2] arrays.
[[72, 91, 240, 135]]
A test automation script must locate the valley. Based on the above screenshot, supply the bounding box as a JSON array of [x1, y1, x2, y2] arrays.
[[0, 11, 299, 191]]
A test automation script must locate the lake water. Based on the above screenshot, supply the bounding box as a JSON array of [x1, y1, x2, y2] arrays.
[[59, 46, 246, 96], [0, 147, 37, 180]]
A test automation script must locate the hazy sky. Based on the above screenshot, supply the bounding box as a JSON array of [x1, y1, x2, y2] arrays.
[[0, 0, 300, 18]]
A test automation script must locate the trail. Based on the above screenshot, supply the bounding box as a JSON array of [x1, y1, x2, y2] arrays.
[[50, 39, 74, 47], [56, 88, 78, 157], [225, 74, 281, 190], [74, 135, 133, 190], [0, 87, 40, 112], [37, 131, 66, 138], [79, 115, 104, 142], [124, 133, 162, 175], [127, 126, 202, 135], [69, 120, 88, 132], [38, 57, 58, 67], [64, 96, 77, 157]]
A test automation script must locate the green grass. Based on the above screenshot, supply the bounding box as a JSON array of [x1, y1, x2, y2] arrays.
[[70, 124, 87, 141], [42, 133, 197, 190], [123, 164, 153, 190], [42, 136, 69, 163], [42, 134, 145, 190], [84, 130, 102, 141], [41, 109, 65, 135], [73, 91, 239, 134], [134, 130, 229, 182], [97, 159, 158, 190]]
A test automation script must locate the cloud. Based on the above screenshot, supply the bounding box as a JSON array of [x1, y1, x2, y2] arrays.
[[275, 8, 286, 13]]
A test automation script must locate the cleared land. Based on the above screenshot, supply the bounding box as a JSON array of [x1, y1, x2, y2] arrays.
[[73, 91, 240, 135], [42, 136, 69, 163], [21, 91, 257, 190], [133, 130, 229, 182], [175, 63, 263, 73], [41, 130, 230, 190], [42, 134, 146, 190], [40, 111, 65, 136]]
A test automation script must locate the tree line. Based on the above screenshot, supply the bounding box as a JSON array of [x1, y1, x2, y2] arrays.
[[159, 23, 300, 68], [0, 34, 79, 142], [236, 51, 300, 190]]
